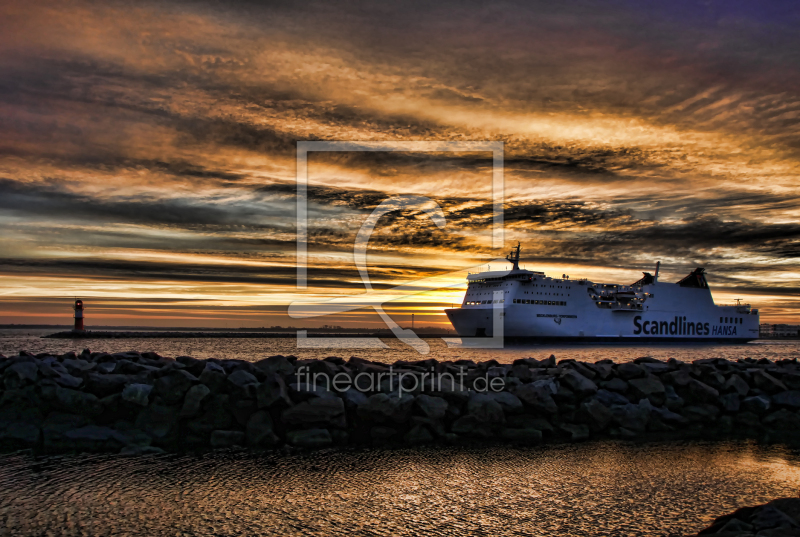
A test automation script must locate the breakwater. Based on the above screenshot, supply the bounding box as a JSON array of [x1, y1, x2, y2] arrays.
[[1, 350, 799, 454], [694, 497, 800, 535]]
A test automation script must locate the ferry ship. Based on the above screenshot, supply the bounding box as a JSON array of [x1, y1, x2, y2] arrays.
[[445, 244, 759, 342]]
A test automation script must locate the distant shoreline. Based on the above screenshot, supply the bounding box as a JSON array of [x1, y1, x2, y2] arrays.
[[42, 330, 455, 339]]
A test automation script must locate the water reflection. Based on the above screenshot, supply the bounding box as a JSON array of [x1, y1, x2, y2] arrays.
[[1, 440, 799, 536]]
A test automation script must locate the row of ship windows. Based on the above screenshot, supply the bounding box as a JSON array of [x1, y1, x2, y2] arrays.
[[465, 299, 506, 305], [723, 317, 743, 324], [513, 299, 567, 306]]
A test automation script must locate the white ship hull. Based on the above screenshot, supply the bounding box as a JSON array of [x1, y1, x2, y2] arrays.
[[445, 247, 759, 342]]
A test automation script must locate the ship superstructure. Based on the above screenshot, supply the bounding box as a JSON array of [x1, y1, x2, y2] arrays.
[[445, 244, 759, 341]]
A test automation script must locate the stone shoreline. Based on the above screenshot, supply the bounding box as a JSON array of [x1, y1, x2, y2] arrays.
[[1, 350, 799, 455], [692, 498, 800, 536]]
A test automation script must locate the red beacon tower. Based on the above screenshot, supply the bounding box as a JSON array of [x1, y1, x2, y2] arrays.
[[73, 299, 85, 331]]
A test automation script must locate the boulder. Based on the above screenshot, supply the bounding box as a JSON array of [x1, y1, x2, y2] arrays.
[[680, 404, 719, 423], [357, 393, 414, 423], [246, 410, 279, 447], [451, 414, 493, 439], [466, 393, 505, 424], [595, 389, 630, 407], [64, 425, 128, 451], [154, 370, 196, 404], [0, 422, 40, 447], [559, 423, 590, 441], [603, 377, 629, 393], [404, 424, 434, 445], [734, 411, 761, 430], [611, 402, 650, 432], [505, 414, 553, 433], [514, 384, 558, 415], [84, 373, 131, 398], [54, 386, 102, 417], [722, 374, 750, 397], [772, 390, 800, 410], [256, 375, 293, 409], [488, 391, 524, 414], [180, 384, 211, 418], [685, 379, 720, 405], [210, 430, 246, 448], [341, 388, 368, 409], [616, 363, 645, 380], [42, 412, 91, 450], [742, 395, 771, 415], [719, 393, 741, 413], [121, 383, 153, 407], [227, 369, 258, 389], [4, 362, 39, 386], [763, 409, 800, 433], [500, 427, 543, 443], [628, 376, 666, 406], [415, 394, 448, 420], [135, 404, 180, 446], [287, 428, 333, 448], [370, 426, 398, 443], [254, 355, 295, 377], [753, 371, 788, 395], [199, 363, 227, 393], [281, 397, 346, 428], [560, 370, 598, 397], [578, 398, 613, 432]]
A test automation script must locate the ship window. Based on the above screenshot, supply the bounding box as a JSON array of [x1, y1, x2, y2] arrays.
[[720, 317, 723, 323]]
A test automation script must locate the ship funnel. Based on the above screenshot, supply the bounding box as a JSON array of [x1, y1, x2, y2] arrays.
[[654, 261, 660, 282]]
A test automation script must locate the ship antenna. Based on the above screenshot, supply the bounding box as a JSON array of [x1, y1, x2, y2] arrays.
[[506, 242, 521, 271]]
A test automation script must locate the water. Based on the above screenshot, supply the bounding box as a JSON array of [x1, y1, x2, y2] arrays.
[[1, 440, 799, 536], [2, 329, 799, 364]]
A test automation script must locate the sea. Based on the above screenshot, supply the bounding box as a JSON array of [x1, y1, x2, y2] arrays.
[[2, 329, 800, 536]]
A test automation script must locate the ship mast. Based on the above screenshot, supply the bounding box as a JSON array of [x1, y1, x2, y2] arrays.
[[506, 242, 521, 271]]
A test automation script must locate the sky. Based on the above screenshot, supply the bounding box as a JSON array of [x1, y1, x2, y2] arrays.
[[0, 0, 799, 328]]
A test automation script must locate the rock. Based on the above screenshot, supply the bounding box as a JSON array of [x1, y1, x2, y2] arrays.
[[734, 411, 761, 430], [246, 410, 279, 446], [256, 375, 292, 409], [281, 397, 346, 428], [121, 383, 153, 407], [559, 423, 590, 441], [763, 409, 800, 433], [451, 414, 493, 439], [415, 394, 448, 420], [595, 389, 630, 407], [579, 398, 613, 432], [514, 384, 558, 415], [199, 363, 227, 393], [560, 370, 598, 397], [723, 374, 750, 397], [42, 412, 91, 450], [611, 402, 650, 432], [154, 370, 196, 405], [227, 369, 258, 388], [135, 404, 180, 446], [772, 390, 800, 410], [54, 386, 102, 417], [254, 355, 295, 377], [753, 371, 788, 395], [210, 430, 246, 448], [63, 358, 94, 374], [180, 384, 211, 418], [288, 382, 337, 401], [500, 427, 543, 443], [488, 391, 524, 414], [616, 363, 645, 380], [84, 373, 131, 398], [685, 379, 720, 405], [680, 404, 719, 423], [357, 393, 414, 423], [4, 362, 38, 387], [742, 395, 771, 415], [628, 376, 666, 406], [287, 428, 333, 448], [664, 385, 685, 411], [404, 424, 434, 444], [65, 425, 128, 451], [370, 426, 398, 443], [0, 422, 40, 447], [466, 393, 505, 424], [505, 414, 553, 433], [719, 393, 741, 413], [341, 388, 368, 409], [650, 405, 688, 425], [603, 377, 629, 393]]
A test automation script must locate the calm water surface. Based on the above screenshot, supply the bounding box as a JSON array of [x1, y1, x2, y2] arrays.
[[1, 329, 799, 363], [1, 440, 799, 536]]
